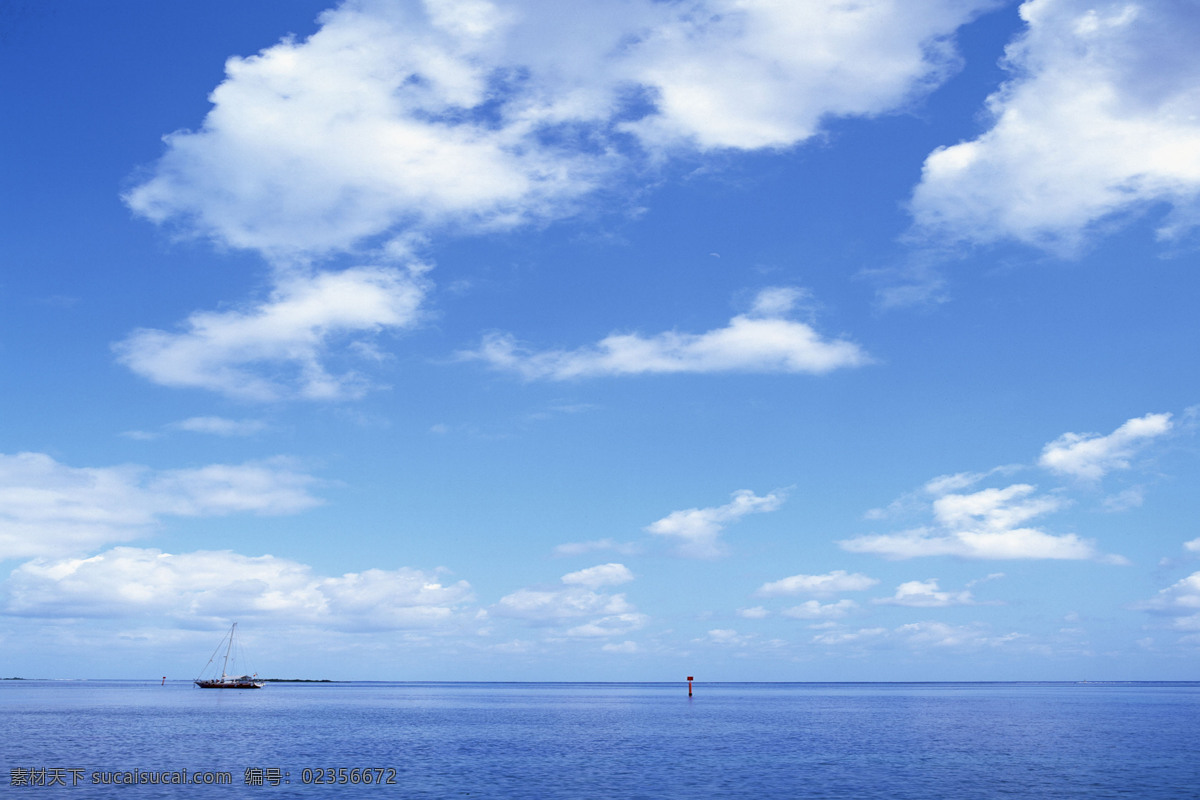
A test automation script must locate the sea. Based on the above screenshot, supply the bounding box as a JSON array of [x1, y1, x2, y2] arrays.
[[3, 680, 1199, 798]]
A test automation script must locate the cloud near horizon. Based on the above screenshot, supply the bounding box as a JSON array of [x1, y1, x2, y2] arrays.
[[0, 452, 323, 561], [4, 547, 472, 630]]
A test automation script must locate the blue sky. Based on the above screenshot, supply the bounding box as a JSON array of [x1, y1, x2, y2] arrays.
[[2, 0, 1199, 681]]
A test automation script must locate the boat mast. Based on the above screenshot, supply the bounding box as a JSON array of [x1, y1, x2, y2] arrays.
[[221, 623, 236, 678]]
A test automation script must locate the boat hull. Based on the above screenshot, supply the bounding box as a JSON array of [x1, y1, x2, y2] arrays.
[[194, 680, 264, 689]]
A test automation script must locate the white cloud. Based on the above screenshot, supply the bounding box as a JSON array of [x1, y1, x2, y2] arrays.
[[0, 452, 322, 561], [646, 488, 784, 559], [623, 0, 1001, 151], [1039, 412, 1173, 480], [738, 606, 769, 619], [924, 471, 989, 495], [1136, 571, 1200, 631], [756, 570, 879, 598], [115, 266, 426, 402], [127, 0, 996, 258], [560, 563, 633, 589], [841, 483, 1113, 561], [119, 0, 989, 400], [1185, 538, 1200, 553], [811, 627, 888, 646], [702, 628, 753, 646], [492, 586, 633, 621], [171, 417, 269, 437], [4, 546, 472, 629], [812, 621, 1021, 649], [911, 0, 1200, 251], [602, 640, 640, 654], [468, 288, 869, 380], [491, 565, 643, 637], [124, 1, 609, 258], [566, 613, 648, 638], [781, 599, 858, 620], [894, 621, 1023, 649], [875, 579, 974, 607]]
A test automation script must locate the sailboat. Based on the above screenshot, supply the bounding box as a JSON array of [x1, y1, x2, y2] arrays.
[[194, 623, 264, 689]]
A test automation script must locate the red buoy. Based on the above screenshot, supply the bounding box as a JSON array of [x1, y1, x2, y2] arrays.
[[687, 676, 693, 697]]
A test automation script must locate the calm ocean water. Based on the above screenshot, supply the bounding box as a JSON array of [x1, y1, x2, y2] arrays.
[[3, 681, 1199, 798]]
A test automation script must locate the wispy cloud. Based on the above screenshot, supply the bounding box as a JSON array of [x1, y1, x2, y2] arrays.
[[646, 488, 784, 559], [780, 599, 859, 620], [470, 288, 869, 380], [812, 621, 1022, 651], [1039, 412, 1173, 481], [756, 570, 879, 598], [560, 563, 634, 590], [552, 539, 642, 558], [170, 417, 269, 437], [115, 266, 426, 401]]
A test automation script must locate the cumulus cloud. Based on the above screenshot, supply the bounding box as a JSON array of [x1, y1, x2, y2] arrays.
[[1039, 412, 1173, 480], [911, 0, 1200, 251], [115, 266, 426, 402], [492, 565, 646, 637], [120, 0, 992, 398], [0, 452, 322, 561], [1135, 571, 1200, 631], [127, 0, 996, 258], [623, 0, 1000, 151], [874, 579, 974, 607], [841, 483, 1114, 561], [467, 288, 869, 380], [756, 570, 879, 598], [4, 546, 472, 629], [646, 488, 784, 559]]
